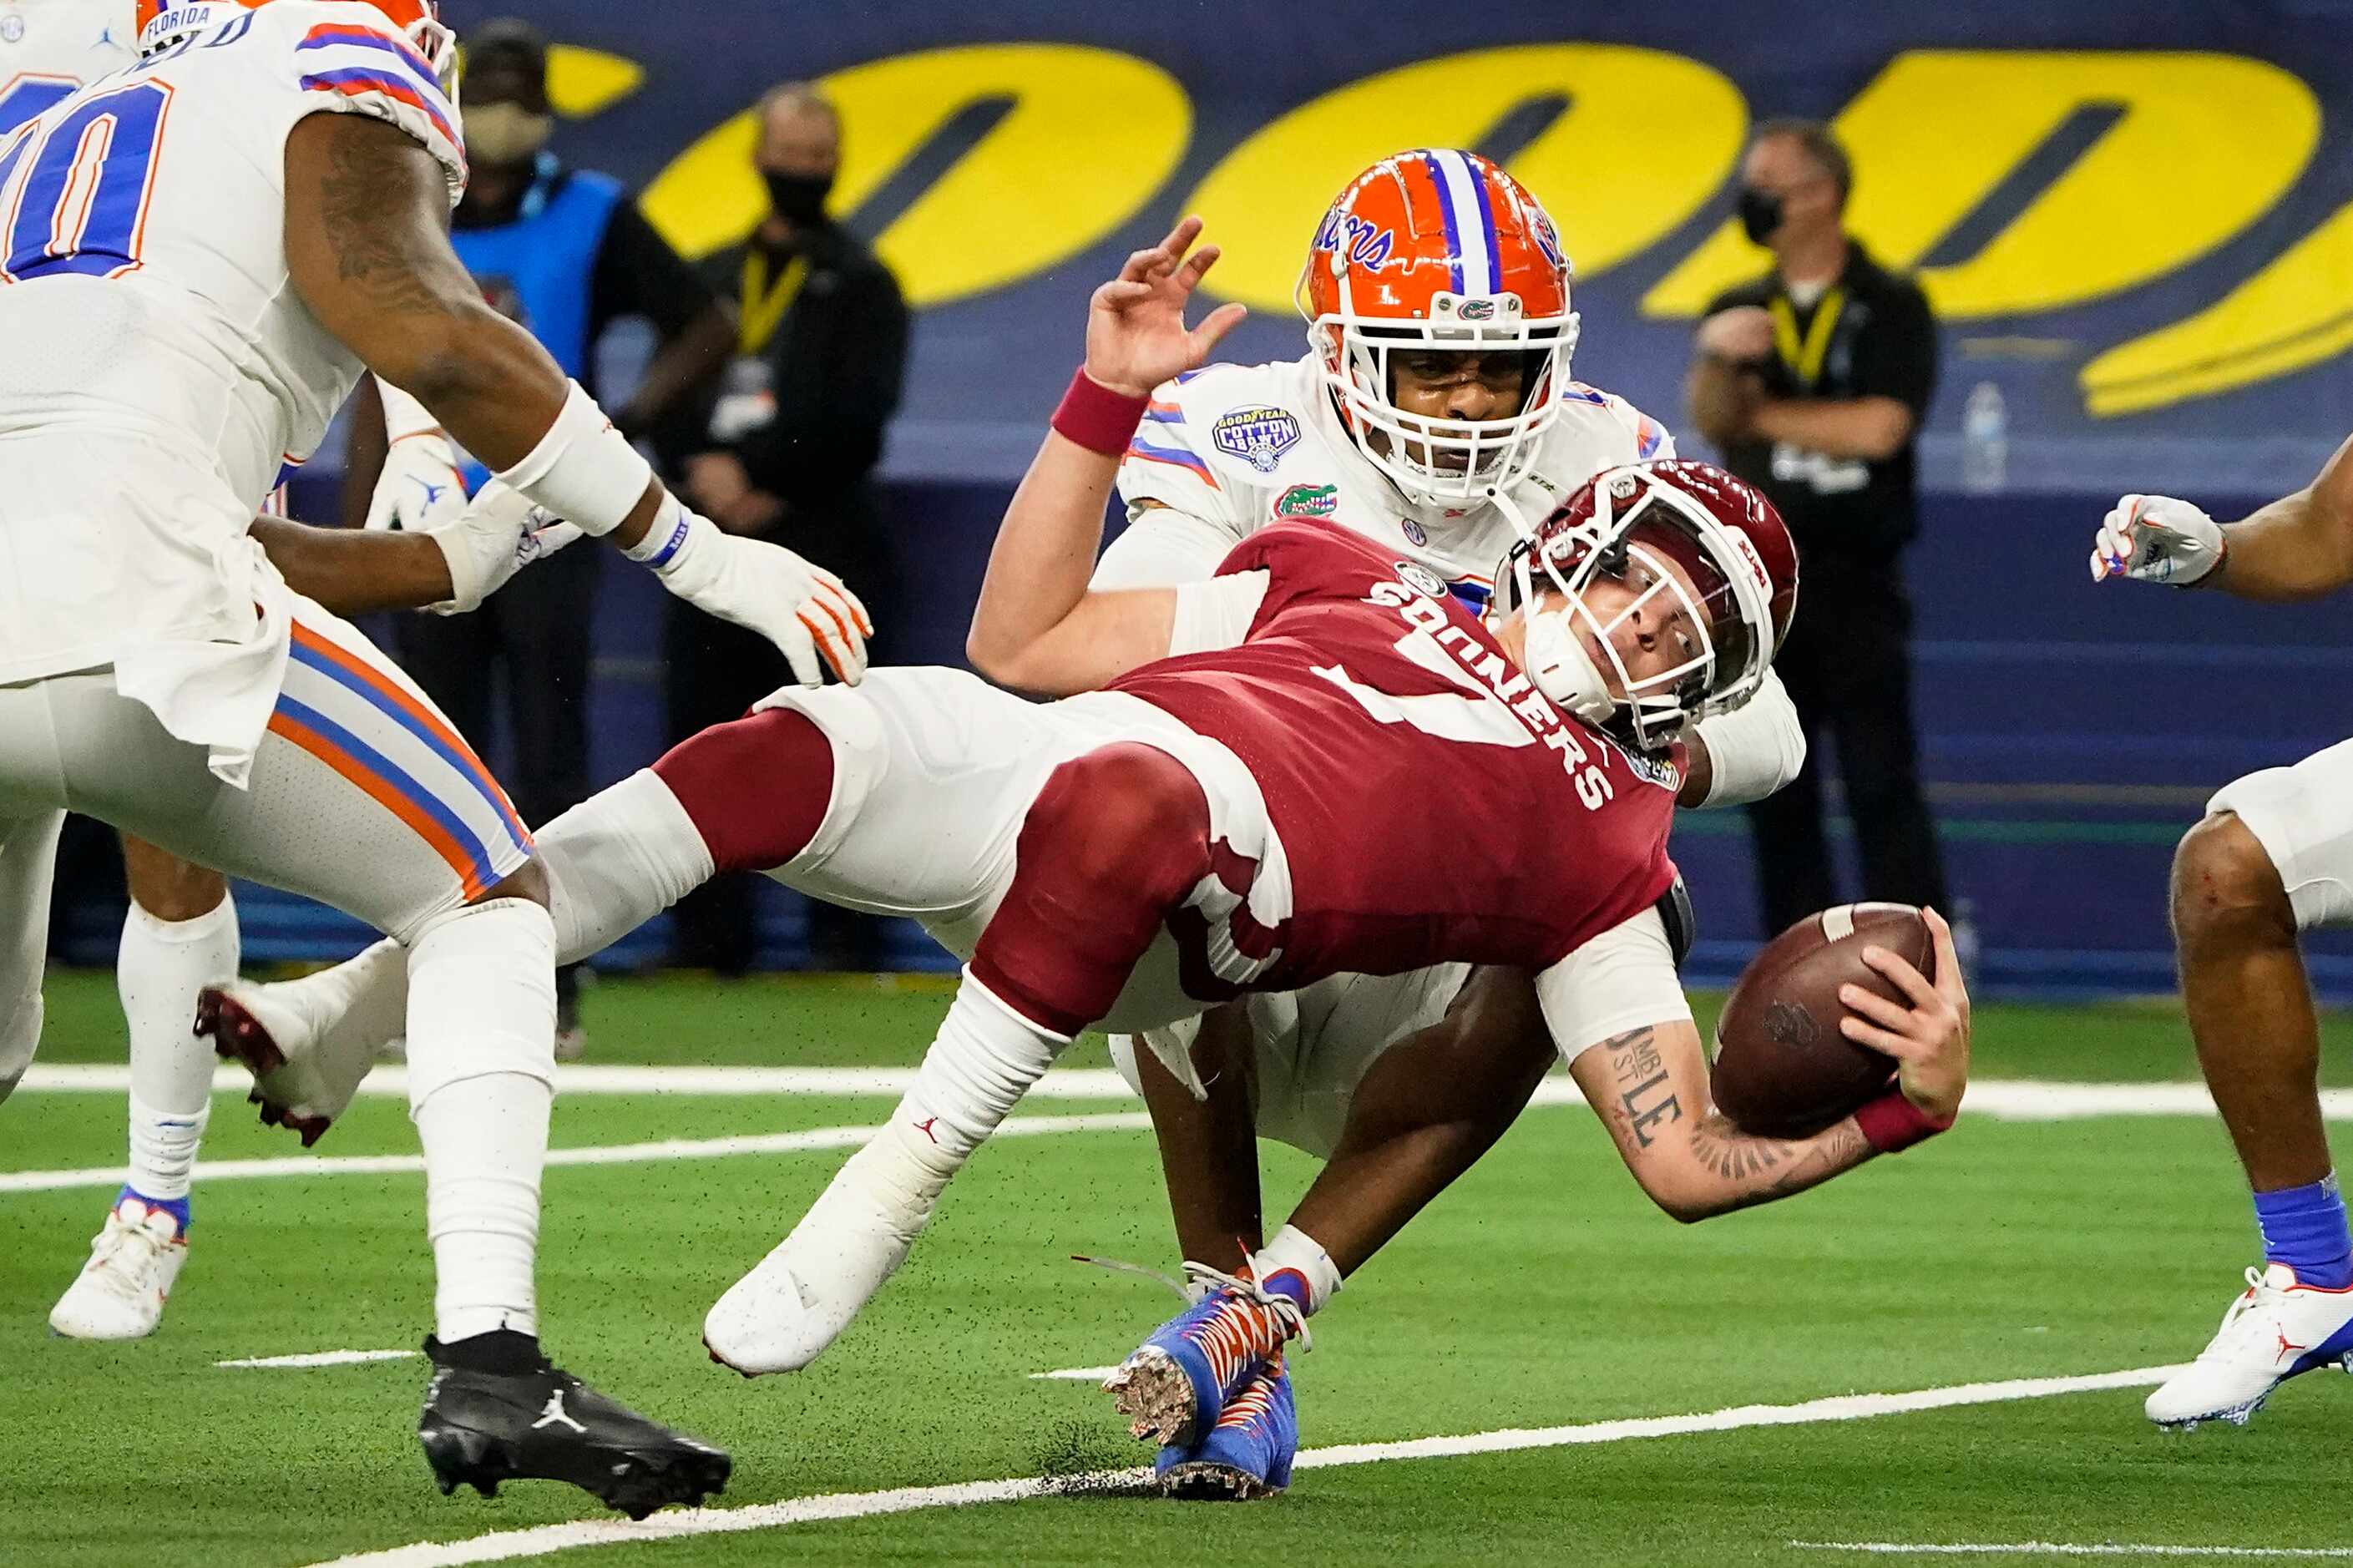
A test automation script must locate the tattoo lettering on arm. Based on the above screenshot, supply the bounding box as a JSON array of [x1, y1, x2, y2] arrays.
[[1606, 1027, 1683, 1147]]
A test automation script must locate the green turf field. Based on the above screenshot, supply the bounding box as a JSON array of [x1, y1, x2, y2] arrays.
[[6, 970, 2353, 1566]]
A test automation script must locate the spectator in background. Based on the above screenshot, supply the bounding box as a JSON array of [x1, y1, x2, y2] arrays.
[[671, 82, 910, 974], [342, 18, 733, 1050], [1685, 119, 1951, 941]]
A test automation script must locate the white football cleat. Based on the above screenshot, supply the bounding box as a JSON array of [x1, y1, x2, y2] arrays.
[[703, 1146, 935, 1376], [50, 1196, 188, 1341], [2145, 1263, 2353, 1430], [196, 968, 386, 1146]]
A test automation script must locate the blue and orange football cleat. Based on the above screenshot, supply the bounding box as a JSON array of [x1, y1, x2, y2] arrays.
[[1104, 1261, 1309, 1449], [1155, 1357, 1297, 1500]]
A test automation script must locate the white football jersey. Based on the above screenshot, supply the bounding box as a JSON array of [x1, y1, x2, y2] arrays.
[[0, 0, 134, 130], [0, 0, 461, 680], [1102, 352, 1673, 609]]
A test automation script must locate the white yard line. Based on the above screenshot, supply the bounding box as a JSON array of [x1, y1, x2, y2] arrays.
[[216, 1349, 420, 1370], [1025, 1365, 1120, 1382], [306, 1365, 2180, 1568], [1793, 1546, 2353, 1560], [18, 1065, 2353, 1125], [0, 1112, 1152, 1195]]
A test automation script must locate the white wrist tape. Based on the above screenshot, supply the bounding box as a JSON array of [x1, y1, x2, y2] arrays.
[[377, 377, 443, 443], [622, 492, 706, 573], [497, 380, 653, 539]]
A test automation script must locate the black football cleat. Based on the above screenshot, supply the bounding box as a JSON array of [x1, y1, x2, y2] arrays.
[[417, 1335, 731, 1520]]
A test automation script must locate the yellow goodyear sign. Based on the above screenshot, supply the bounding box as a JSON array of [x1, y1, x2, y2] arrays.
[[547, 40, 2348, 420]]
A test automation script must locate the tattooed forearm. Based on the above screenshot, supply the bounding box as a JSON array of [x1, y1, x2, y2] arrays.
[[1681, 1112, 1874, 1216], [1604, 1026, 1683, 1147]]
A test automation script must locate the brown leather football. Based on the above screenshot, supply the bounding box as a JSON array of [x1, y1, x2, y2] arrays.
[[1710, 903, 1935, 1139]]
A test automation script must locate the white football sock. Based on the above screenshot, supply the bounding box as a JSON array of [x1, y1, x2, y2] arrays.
[[121, 894, 236, 1205], [268, 771, 713, 1065], [405, 898, 555, 1343], [847, 973, 1067, 1222]]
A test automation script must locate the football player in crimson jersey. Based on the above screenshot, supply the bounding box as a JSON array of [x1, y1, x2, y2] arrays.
[[968, 200, 1815, 1490]]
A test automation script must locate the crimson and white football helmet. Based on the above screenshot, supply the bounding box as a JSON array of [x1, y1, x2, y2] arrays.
[[1493, 460, 1799, 750], [1298, 149, 1579, 508]]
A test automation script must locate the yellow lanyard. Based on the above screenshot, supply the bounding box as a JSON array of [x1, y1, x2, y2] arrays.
[[1768, 286, 1846, 389], [738, 248, 810, 357]]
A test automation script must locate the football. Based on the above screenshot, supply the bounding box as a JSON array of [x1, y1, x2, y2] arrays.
[[1710, 903, 1936, 1139]]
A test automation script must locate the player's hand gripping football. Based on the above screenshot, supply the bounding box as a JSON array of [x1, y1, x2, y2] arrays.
[[1083, 215, 1249, 399], [2090, 493, 2226, 586], [1835, 907, 1971, 1125], [420, 478, 582, 615]]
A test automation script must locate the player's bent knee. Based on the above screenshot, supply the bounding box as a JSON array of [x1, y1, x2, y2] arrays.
[[478, 858, 550, 910], [1025, 743, 1210, 904], [120, 836, 230, 923], [2172, 812, 2294, 946]]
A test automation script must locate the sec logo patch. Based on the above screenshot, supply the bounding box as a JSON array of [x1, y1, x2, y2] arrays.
[[1211, 406, 1300, 474]]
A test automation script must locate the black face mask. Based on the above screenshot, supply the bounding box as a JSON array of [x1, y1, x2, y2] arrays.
[[1736, 186, 1784, 245], [763, 170, 836, 227]]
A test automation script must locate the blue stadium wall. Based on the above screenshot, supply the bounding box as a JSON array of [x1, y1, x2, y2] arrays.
[[57, 0, 2353, 999]]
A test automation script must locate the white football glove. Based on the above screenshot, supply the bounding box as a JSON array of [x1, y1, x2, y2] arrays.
[[368, 430, 468, 534], [647, 509, 871, 686], [2091, 493, 2226, 586], [421, 478, 583, 615]]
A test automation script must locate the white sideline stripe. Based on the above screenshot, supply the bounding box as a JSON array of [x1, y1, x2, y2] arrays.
[[304, 1365, 2181, 1568], [13, 1064, 1148, 1098], [17, 1065, 2353, 1125], [1025, 1365, 1119, 1382], [0, 1113, 1152, 1195], [1794, 1546, 2353, 1560], [216, 1349, 420, 1370]]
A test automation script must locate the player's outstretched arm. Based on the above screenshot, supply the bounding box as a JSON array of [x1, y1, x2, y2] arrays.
[[283, 114, 868, 685], [968, 217, 1245, 695], [248, 483, 578, 616], [2093, 432, 2353, 599], [1562, 910, 1968, 1222]]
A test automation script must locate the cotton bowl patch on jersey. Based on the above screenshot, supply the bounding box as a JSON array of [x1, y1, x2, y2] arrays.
[[1212, 407, 1301, 474], [1394, 561, 1449, 599]]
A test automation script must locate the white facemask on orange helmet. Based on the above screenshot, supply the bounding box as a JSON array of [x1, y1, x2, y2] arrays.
[[1299, 149, 1580, 509]]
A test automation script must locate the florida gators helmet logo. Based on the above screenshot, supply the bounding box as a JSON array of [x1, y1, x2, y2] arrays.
[[1298, 149, 1581, 511]]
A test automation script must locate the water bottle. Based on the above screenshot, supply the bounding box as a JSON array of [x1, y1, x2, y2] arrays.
[[1961, 382, 2007, 494]]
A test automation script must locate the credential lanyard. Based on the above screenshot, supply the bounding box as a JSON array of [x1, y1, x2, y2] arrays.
[[1768, 286, 1846, 389], [739, 249, 810, 357]]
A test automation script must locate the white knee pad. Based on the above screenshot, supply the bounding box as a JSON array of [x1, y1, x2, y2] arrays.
[[402, 896, 557, 1113], [2209, 738, 2353, 930], [535, 769, 715, 965]]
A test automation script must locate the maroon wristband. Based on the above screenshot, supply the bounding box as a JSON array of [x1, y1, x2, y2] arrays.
[[1050, 367, 1150, 457], [1854, 1089, 1953, 1155]]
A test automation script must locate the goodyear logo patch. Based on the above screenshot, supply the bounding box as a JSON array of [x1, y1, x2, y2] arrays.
[[1211, 406, 1301, 474], [1274, 483, 1337, 519]]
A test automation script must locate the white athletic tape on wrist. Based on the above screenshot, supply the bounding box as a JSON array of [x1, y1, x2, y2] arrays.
[[622, 492, 699, 570], [497, 380, 652, 539], [377, 377, 443, 443]]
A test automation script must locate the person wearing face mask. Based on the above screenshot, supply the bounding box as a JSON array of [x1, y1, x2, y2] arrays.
[[1686, 118, 1949, 944], [671, 82, 910, 974], [340, 17, 734, 1053]]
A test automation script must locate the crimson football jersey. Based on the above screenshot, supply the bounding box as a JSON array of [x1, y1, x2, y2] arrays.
[[1108, 522, 1681, 994]]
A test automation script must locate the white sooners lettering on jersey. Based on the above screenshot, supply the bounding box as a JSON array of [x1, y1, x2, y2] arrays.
[[0, 0, 462, 686], [1105, 353, 1673, 611]]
